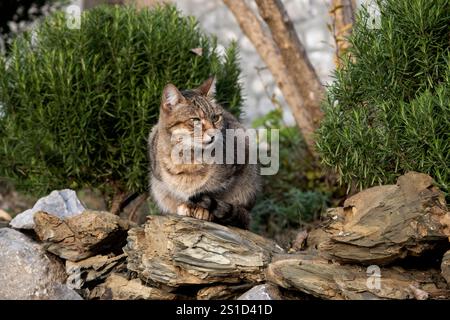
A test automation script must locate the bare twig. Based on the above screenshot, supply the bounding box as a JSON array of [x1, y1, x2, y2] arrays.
[[127, 192, 149, 222], [330, 0, 356, 67], [109, 183, 127, 215]]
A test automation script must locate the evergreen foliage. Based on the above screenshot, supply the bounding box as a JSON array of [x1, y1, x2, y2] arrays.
[[317, 0, 449, 195], [0, 5, 243, 199]]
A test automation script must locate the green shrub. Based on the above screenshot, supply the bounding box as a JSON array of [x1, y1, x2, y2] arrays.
[[252, 189, 328, 235], [317, 0, 449, 195], [0, 5, 243, 201]]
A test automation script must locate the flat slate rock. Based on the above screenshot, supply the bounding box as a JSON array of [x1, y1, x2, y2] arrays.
[[125, 215, 284, 287], [197, 284, 253, 300], [267, 252, 450, 300], [34, 210, 132, 261], [66, 254, 127, 289], [88, 273, 177, 300], [307, 172, 450, 265]]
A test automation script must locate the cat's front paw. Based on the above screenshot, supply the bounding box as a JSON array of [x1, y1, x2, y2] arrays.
[[176, 203, 213, 222], [192, 206, 213, 221], [176, 203, 191, 217]]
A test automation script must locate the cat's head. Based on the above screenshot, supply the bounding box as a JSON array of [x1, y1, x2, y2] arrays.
[[158, 77, 224, 148]]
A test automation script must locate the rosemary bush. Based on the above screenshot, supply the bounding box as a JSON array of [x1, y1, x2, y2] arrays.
[[317, 0, 449, 195], [0, 5, 243, 200]]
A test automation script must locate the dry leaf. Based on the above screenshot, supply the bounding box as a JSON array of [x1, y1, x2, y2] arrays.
[[0, 209, 12, 222], [190, 48, 203, 56]]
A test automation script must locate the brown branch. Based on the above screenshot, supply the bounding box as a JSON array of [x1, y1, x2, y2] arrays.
[[330, 0, 356, 67], [223, 0, 319, 155], [255, 0, 324, 124], [109, 184, 127, 216], [127, 192, 148, 222]]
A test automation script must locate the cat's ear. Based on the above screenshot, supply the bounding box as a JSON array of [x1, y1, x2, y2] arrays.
[[162, 83, 184, 112], [197, 76, 216, 97]]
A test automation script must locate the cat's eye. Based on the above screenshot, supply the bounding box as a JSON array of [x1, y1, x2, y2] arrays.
[[212, 114, 222, 123], [191, 118, 201, 125]]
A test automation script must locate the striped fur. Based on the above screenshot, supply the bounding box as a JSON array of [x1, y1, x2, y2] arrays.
[[148, 78, 260, 229]]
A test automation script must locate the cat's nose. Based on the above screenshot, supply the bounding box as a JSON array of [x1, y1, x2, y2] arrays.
[[204, 135, 215, 144]]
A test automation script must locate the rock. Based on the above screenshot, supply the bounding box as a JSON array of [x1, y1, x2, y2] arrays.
[[0, 228, 81, 300], [266, 252, 450, 300], [88, 273, 177, 300], [308, 172, 450, 265], [66, 254, 127, 289], [237, 284, 282, 300], [48, 283, 83, 300], [442, 250, 450, 286], [197, 284, 253, 300], [10, 189, 85, 230], [34, 210, 132, 261], [124, 215, 284, 287]]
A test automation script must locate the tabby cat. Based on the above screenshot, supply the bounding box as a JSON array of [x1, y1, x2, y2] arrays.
[[148, 77, 260, 229]]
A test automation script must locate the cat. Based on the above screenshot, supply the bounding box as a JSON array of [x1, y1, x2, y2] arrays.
[[148, 77, 260, 229]]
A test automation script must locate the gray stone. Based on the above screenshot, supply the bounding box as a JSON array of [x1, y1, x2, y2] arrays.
[[0, 228, 82, 300], [10, 189, 85, 230], [48, 283, 83, 300], [237, 284, 282, 300]]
